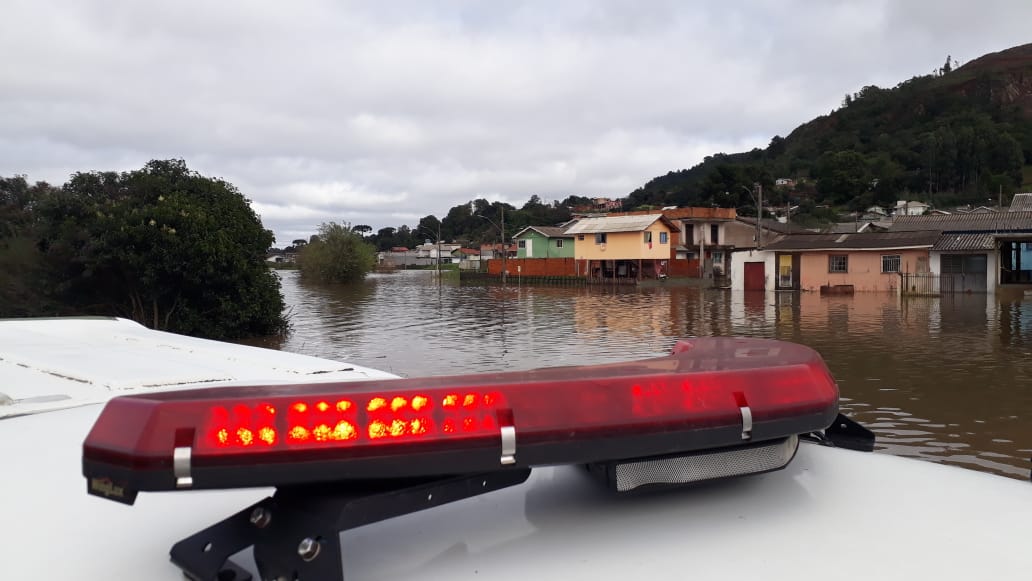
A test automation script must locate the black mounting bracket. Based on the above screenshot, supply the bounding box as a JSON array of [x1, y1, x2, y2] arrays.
[[170, 468, 532, 581], [804, 413, 876, 452]]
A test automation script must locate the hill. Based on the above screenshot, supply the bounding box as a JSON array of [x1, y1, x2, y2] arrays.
[[626, 44, 1032, 216]]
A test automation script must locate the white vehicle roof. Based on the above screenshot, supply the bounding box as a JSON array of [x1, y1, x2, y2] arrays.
[[2, 318, 1030, 580]]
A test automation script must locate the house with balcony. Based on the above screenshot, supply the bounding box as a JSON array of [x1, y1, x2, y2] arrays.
[[565, 214, 677, 282], [682, 215, 806, 279], [511, 226, 575, 259]]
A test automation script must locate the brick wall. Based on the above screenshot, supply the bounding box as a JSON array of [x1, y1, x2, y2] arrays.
[[486, 258, 578, 276]]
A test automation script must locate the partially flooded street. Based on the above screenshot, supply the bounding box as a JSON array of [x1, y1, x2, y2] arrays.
[[263, 270, 1032, 480]]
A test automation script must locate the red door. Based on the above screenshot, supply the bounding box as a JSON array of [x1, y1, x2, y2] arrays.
[[744, 262, 765, 291]]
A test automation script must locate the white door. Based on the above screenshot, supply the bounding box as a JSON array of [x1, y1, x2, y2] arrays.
[[526, 239, 533, 257]]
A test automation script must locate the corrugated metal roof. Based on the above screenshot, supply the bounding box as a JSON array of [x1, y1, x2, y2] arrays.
[[762, 231, 940, 251], [932, 233, 996, 251], [826, 222, 868, 234], [889, 211, 1032, 232], [1008, 193, 1032, 212], [511, 225, 572, 239], [565, 214, 665, 234], [531, 226, 572, 237], [735, 216, 812, 234]]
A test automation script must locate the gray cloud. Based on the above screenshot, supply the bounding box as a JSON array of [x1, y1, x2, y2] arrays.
[[3, 0, 1031, 244]]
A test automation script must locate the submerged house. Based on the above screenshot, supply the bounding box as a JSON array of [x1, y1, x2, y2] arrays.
[[890, 211, 1032, 294], [565, 214, 677, 281], [511, 226, 575, 259], [730, 231, 939, 292]]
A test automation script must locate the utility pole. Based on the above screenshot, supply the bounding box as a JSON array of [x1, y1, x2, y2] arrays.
[[757, 183, 763, 249], [419, 223, 442, 286], [501, 207, 507, 283]]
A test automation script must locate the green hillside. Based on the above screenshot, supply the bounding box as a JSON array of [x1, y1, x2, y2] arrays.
[[626, 44, 1032, 215]]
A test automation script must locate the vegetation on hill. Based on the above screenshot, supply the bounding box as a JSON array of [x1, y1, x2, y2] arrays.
[[626, 46, 1032, 215]]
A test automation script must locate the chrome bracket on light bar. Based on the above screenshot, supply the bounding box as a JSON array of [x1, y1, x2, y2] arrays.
[[173, 446, 193, 489], [500, 425, 516, 465], [739, 406, 753, 440]]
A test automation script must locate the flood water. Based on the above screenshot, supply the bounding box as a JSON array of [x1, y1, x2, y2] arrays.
[[260, 270, 1032, 480]]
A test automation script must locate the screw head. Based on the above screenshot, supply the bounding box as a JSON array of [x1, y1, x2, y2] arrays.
[[249, 507, 271, 528], [297, 537, 321, 562]]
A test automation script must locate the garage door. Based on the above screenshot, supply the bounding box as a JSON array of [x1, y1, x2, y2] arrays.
[[941, 254, 987, 293]]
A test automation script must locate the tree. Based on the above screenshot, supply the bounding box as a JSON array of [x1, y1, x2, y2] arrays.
[[352, 224, 372, 236], [813, 151, 871, 205], [0, 176, 60, 317], [298, 222, 376, 283], [33, 159, 286, 339]]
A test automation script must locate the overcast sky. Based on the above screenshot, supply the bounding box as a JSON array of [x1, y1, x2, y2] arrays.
[[3, 1, 1032, 245]]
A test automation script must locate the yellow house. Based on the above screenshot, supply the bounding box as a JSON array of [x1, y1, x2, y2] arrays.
[[566, 214, 677, 281]]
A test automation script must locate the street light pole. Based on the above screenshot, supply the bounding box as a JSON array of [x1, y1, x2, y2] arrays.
[[419, 223, 443, 286], [497, 208, 501, 282], [476, 208, 507, 283], [740, 184, 763, 250]]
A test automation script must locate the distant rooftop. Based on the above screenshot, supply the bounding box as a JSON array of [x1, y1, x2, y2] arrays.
[[1008, 193, 1032, 212], [889, 211, 1032, 232], [735, 216, 811, 234]]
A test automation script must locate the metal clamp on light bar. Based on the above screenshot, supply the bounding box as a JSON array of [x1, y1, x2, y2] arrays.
[[169, 469, 532, 581], [83, 336, 841, 499]]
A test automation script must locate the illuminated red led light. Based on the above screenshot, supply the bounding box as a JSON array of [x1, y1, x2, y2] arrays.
[[204, 392, 504, 450]]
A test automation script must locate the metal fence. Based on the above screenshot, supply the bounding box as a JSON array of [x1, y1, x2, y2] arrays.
[[900, 272, 956, 295]]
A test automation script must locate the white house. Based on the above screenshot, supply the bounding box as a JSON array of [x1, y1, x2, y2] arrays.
[[894, 201, 929, 216]]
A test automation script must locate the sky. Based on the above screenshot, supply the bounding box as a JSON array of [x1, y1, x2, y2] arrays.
[[4, 1, 1032, 245]]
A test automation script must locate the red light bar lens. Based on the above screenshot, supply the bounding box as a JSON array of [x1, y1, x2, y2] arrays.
[[203, 391, 506, 451], [83, 337, 839, 490]]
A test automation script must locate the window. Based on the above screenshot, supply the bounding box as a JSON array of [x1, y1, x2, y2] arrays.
[[711, 250, 724, 263], [881, 254, 901, 273], [659, 232, 668, 244], [555, 239, 564, 248], [685, 224, 694, 243], [643, 231, 653, 244], [710, 224, 719, 244], [577, 234, 585, 241], [829, 255, 848, 273], [517, 240, 526, 248], [595, 233, 607, 244]]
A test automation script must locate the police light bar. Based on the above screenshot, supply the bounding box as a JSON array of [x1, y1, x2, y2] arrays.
[[83, 337, 839, 503]]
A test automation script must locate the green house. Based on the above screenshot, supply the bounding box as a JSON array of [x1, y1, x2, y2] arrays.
[[511, 226, 575, 258]]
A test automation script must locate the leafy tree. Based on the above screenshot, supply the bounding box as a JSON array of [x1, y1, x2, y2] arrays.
[[298, 222, 376, 283], [32, 159, 286, 339], [352, 224, 372, 236], [0, 176, 60, 316], [813, 151, 872, 205]]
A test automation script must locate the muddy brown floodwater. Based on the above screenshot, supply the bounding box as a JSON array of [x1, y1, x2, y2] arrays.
[[250, 270, 1032, 480]]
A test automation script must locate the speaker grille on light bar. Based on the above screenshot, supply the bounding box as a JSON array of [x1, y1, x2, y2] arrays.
[[613, 435, 799, 492]]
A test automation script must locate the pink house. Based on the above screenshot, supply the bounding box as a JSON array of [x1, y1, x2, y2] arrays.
[[737, 232, 940, 292]]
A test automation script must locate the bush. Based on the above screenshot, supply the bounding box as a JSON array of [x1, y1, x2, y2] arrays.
[[298, 222, 376, 283]]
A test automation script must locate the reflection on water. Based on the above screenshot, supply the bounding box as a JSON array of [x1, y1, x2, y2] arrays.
[[266, 270, 1032, 480]]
